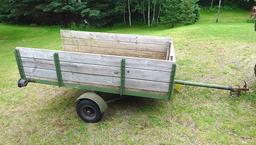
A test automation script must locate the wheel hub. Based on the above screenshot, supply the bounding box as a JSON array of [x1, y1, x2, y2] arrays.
[[82, 105, 96, 119]]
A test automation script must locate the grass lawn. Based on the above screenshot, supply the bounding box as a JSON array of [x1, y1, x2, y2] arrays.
[[0, 10, 256, 144]]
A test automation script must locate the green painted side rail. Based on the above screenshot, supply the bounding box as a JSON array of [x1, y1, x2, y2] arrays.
[[28, 78, 170, 100], [120, 59, 126, 96], [167, 63, 176, 100], [14, 49, 26, 79], [53, 53, 64, 87]]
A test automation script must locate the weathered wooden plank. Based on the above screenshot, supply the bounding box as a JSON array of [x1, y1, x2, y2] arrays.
[[62, 44, 166, 59], [24, 67, 169, 92], [62, 38, 168, 52], [61, 30, 171, 45], [22, 57, 171, 82], [18, 47, 173, 71], [61, 30, 171, 59]]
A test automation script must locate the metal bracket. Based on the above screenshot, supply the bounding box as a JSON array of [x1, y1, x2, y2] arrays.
[[120, 59, 126, 96], [53, 53, 64, 87]]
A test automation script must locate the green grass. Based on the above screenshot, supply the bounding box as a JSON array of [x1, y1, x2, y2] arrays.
[[0, 10, 256, 144]]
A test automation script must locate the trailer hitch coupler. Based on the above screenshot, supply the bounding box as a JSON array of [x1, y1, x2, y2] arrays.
[[230, 81, 249, 96]]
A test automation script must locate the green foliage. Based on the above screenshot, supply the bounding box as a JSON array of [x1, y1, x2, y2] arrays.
[[0, 0, 200, 27], [0, 0, 9, 21], [160, 0, 199, 26], [1, 0, 254, 27], [199, 0, 256, 9]]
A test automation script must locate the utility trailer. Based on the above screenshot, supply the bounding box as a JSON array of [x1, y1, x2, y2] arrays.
[[15, 30, 248, 123], [15, 30, 176, 122]]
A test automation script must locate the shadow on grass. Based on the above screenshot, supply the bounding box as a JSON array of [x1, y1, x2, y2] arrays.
[[36, 89, 161, 123]]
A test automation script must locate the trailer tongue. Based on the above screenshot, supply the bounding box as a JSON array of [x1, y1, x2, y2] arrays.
[[175, 80, 249, 96]]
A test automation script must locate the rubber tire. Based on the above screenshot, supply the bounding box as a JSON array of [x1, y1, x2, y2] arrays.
[[76, 99, 103, 123]]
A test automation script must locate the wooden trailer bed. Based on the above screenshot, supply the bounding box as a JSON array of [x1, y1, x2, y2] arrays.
[[15, 30, 176, 100]]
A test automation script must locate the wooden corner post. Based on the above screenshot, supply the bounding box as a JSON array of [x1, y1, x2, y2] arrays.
[[14, 49, 26, 80], [167, 63, 176, 100]]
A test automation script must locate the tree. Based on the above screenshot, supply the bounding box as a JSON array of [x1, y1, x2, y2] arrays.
[[152, 0, 156, 24], [160, 0, 199, 27], [0, 0, 200, 27], [210, 0, 214, 8], [199, 0, 255, 9], [147, 0, 151, 26], [127, 0, 132, 26], [216, 0, 222, 23]]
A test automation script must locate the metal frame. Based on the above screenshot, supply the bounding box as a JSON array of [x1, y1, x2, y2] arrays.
[[28, 78, 175, 100]]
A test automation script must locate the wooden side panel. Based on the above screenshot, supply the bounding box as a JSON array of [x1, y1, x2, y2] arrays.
[[19, 47, 172, 71], [62, 38, 168, 52], [61, 30, 171, 60], [22, 58, 171, 82], [61, 30, 171, 44], [24, 68, 169, 92], [18, 47, 174, 93], [62, 45, 166, 60]]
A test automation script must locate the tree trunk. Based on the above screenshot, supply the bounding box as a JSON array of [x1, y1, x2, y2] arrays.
[[210, 0, 214, 9], [123, 0, 126, 24], [142, 1, 146, 24], [128, 0, 132, 26], [147, 0, 150, 26], [156, 5, 161, 24], [151, 0, 156, 25], [216, 0, 222, 23]]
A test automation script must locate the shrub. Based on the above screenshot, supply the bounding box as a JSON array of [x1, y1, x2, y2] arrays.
[[160, 0, 200, 27], [199, 0, 256, 9]]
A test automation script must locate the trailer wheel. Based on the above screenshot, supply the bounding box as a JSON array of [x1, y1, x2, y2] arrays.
[[76, 99, 103, 123]]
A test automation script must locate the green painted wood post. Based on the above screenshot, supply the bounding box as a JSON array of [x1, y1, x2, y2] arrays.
[[167, 63, 176, 100], [14, 49, 26, 79], [120, 59, 126, 96], [54, 53, 64, 87]]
